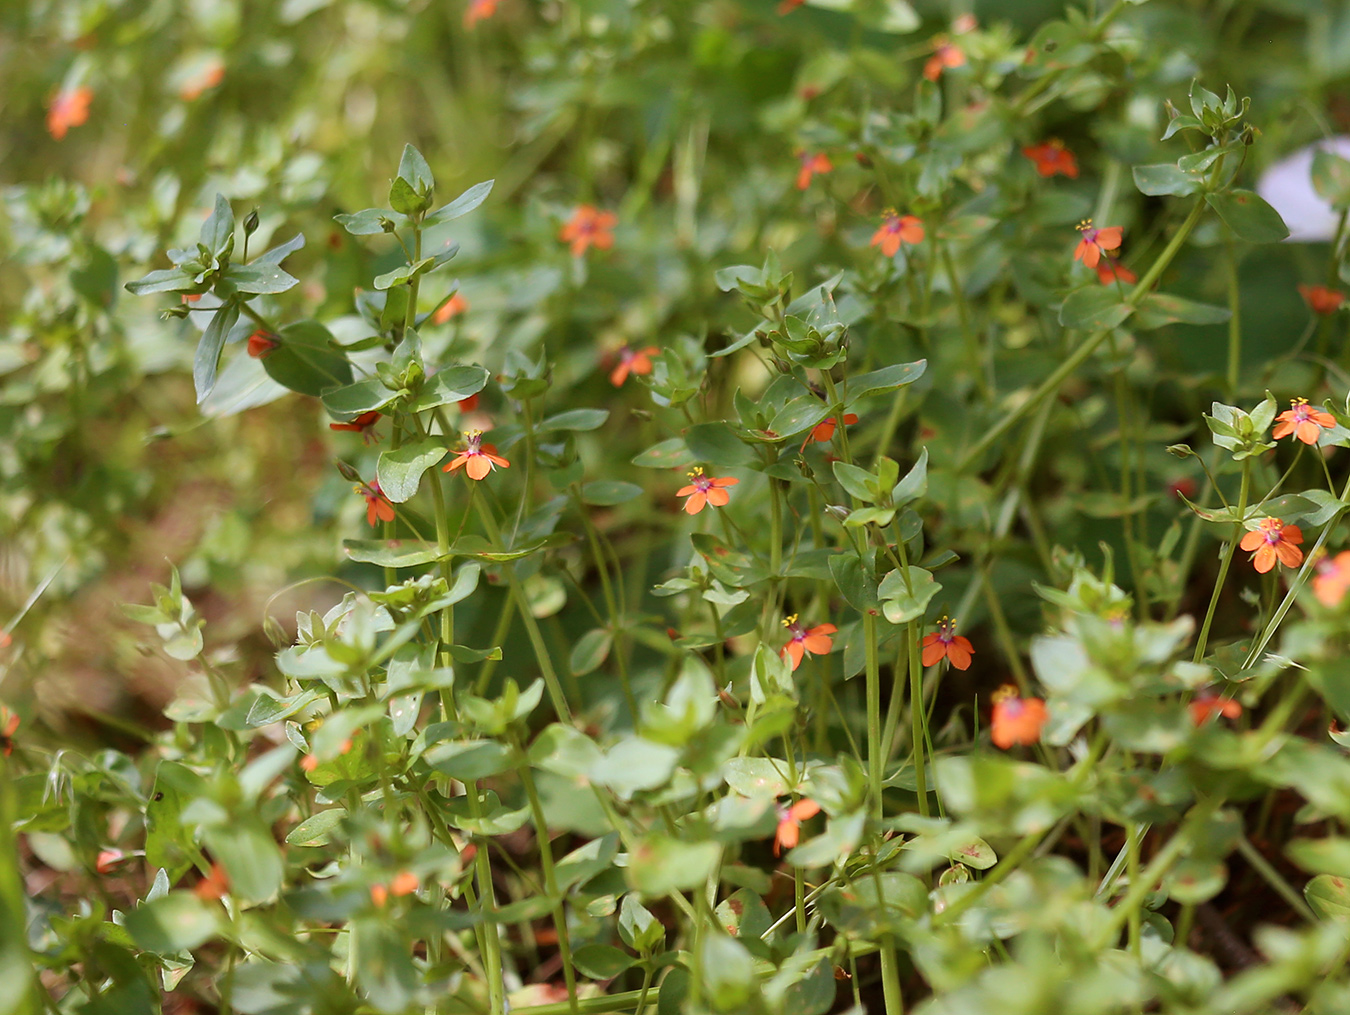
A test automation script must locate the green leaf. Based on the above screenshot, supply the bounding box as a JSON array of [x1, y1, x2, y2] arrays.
[[722, 757, 791, 798], [194, 303, 239, 404], [125, 893, 219, 954], [1134, 293, 1232, 329], [245, 688, 324, 728], [539, 408, 610, 433], [572, 944, 635, 980], [254, 233, 305, 265], [829, 552, 881, 614], [389, 176, 426, 216], [71, 245, 119, 309], [878, 567, 941, 625], [626, 834, 721, 895], [373, 256, 435, 291], [892, 448, 928, 507], [769, 398, 831, 440], [410, 364, 490, 411], [1305, 874, 1350, 920], [125, 266, 198, 296], [684, 422, 757, 467], [589, 736, 680, 799], [569, 629, 612, 675], [202, 817, 285, 904], [633, 438, 695, 469], [425, 740, 518, 780], [333, 208, 407, 235], [425, 180, 495, 225], [1287, 837, 1350, 877], [580, 480, 643, 505], [377, 439, 449, 503], [1207, 189, 1289, 243], [397, 143, 435, 193], [263, 320, 354, 397], [200, 193, 235, 257], [1059, 286, 1133, 330], [701, 934, 755, 1011], [1132, 163, 1204, 197], [1312, 149, 1350, 210], [222, 262, 299, 295], [285, 809, 346, 848], [342, 540, 441, 568], [832, 461, 876, 502], [323, 378, 400, 416]]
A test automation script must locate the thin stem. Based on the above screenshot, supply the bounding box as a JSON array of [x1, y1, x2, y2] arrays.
[[1192, 461, 1250, 664], [517, 740, 581, 1015], [477, 500, 573, 721], [960, 198, 1208, 471], [864, 612, 884, 821]]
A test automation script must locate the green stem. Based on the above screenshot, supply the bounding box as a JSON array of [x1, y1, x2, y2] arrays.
[[959, 198, 1208, 471], [1225, 238, 1242, 396], [1192, 461, 1250, 664], [517, 740, 581, 1015], [864, 612, 884, 821], [477, 500, 573, 721]]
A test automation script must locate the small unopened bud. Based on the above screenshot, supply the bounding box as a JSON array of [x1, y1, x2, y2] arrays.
[[334, 459, 362, 482], [1166, 444, 1194, 458], [243, 209, 260, 236]]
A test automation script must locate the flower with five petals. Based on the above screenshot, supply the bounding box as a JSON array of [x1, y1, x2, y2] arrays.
[[1073, 219, 1123, 270], [1272, 398, 1335, 445], [1239, 516, 1304, 573], [676, 467, 738, 514], [781, 614, 837, 671], [443, 429, 510, 481]]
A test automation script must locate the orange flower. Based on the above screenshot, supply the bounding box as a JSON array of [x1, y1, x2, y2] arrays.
[[1272, 397, 1336, 445], [777, 0, 806, 11], [458, 393, 479, 413], [774, 798, 821, 856], [921, 616, 974, 670], [990, 685, 1048, 749], [247, 329, 279, 358], [1073, 220, 1123, 270], [357, 480, 396, 527], [390, 871, 420, 896], [1300, 285, 1344, 316], [179, 60, 225, 101], [1188, 692, 1241, 727], [464, 0, 497, 27], [370, 883, 389, 907], [1239, 517, 1304, 574], [781, 614, 837, 671], [194, 862, 230, 901], [801, 413, 858, 452], [443, 429, 510, 481], [1096, 257, 1137, 286], [0, 706, 17, 757], [676, 466, 738, 514], [923, 37, 966, 82], [47, 86, 92, 140], [611, 345, 660, 387], [871, 212, 924, 257], [96, 849, 126, 874], [329, 410, 382, 443], [1022, 139, 1078, 179], [560, 205, 617, 257], [795, 151, 832, 190], [433, 292, 468, 324], [1314, 551, 1350, 607]]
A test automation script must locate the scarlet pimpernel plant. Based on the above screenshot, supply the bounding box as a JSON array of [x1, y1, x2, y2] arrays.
[[14, 2, 1350, 1014]]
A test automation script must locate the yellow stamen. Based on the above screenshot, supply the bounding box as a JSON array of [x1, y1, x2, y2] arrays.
[[991, 684, 1018, 704], [782, 614, 799, 628]]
